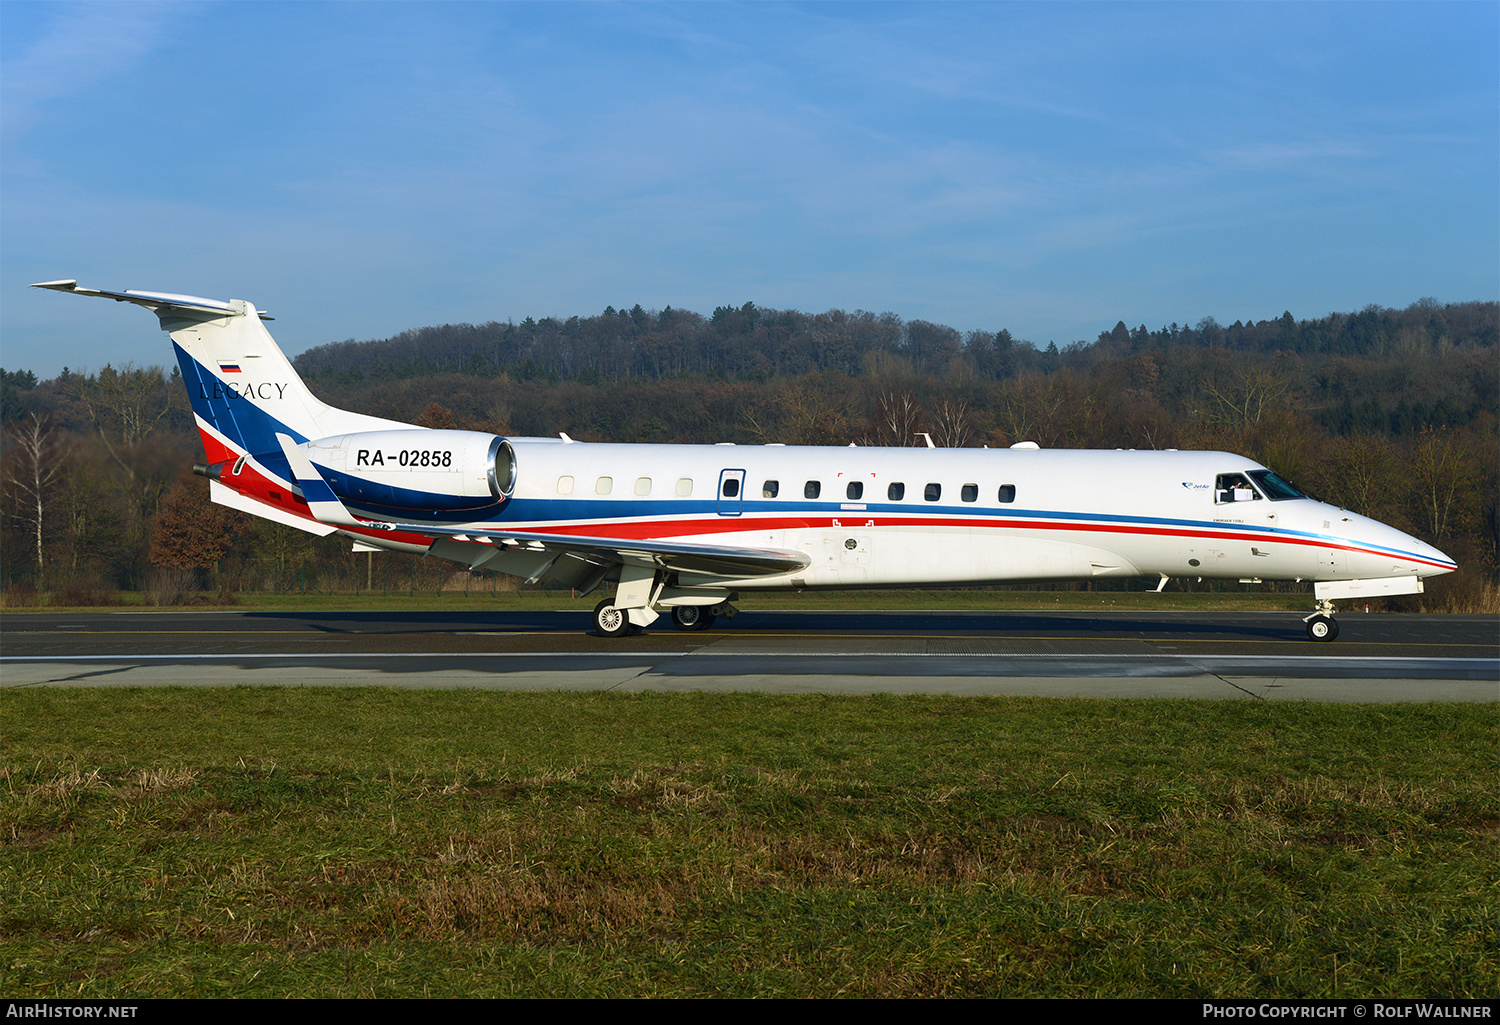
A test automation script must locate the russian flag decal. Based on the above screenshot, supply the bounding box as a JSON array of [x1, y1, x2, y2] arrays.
[[219, 363, 242, 374]]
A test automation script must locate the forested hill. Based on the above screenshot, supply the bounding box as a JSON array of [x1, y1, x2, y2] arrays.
[[292, 299, 1498, 387]]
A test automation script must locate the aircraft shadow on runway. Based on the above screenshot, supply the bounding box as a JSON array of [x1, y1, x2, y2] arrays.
[[239, 608, 1307, 643]]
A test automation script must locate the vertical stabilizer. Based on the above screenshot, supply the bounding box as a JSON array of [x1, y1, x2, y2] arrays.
[[31, 281, 406, 476]]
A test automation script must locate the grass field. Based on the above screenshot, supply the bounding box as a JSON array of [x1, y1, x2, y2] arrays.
[[2, 688, 1494, 998]]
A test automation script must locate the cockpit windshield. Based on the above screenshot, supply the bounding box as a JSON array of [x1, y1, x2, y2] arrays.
[[1246, 469, 1306, 501]]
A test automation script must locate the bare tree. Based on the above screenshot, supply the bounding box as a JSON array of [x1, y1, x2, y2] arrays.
[[929, 396, 973, 448], [5, 414, 69, 574], [867, 389, 926, 447], [74, 364, 176, 479], [1409, 427, 1478, 541], [1313, 435, 1400, 524], [1203, 364, 1291, 429], [995, 373, 1068, 448]]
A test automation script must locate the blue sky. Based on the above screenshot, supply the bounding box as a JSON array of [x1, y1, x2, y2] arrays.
[[3, 1, 1496, 377]]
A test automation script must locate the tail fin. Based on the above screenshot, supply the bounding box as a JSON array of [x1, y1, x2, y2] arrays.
[[32, 281, 403, 473]]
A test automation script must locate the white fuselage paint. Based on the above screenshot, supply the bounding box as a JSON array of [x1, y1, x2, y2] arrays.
[[457, 439, 1450, 592]]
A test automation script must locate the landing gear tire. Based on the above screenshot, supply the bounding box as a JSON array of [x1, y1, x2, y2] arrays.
[[1306, 614, 1339, 642], [671, 605, 716, 631], [594, 600, 634, 638]]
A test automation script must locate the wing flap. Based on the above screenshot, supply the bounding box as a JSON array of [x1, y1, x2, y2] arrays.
[[423, 526, 810, 578]]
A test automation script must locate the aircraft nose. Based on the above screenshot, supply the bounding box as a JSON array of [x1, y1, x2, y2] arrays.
[[1378, 520, 1456, 578], [1334, 509, 1457, 579], [1411, 536, 1457, 578]]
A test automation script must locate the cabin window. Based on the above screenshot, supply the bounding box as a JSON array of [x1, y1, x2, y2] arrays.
[[1215, 473, 1260, 504], [596, 476, 613, 496], [804, 480, 821, 499], [557, 476, 574, 495], [888, 482, 905, 501], [998, 484, 1015, 503], [961, 484, 978, 503], [847, 481, 863, 500], [676, 478, 693, 497], [925, 483, 941, 502], [635, 477, 652, 496], [722, 477, 740, 498], [763, 480, 779, 498]]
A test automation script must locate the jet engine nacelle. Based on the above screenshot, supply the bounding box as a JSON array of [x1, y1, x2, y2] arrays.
[[298, 430, 516, 511]]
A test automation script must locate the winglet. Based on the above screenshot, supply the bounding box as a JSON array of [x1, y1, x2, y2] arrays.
[[275, 433, 362, 528]]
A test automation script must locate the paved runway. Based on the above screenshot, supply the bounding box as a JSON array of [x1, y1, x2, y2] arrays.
[[2, 608, 1495, 701]]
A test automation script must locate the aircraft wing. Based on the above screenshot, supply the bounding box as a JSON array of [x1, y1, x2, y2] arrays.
[[416, 524, 809, 578]]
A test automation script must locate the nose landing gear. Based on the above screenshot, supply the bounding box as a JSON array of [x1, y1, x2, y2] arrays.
[[1303, 599, 1340, 642]]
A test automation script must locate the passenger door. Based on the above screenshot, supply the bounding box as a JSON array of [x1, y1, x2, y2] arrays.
[[717, 469, 745, 517]]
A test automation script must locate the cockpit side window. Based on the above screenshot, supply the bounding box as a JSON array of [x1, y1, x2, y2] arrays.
[[1215, 473, 1261, 504], [1247, 469, 1307, 501]]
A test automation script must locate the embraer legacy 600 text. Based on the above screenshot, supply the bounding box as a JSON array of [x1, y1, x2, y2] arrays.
[[34, 281, 1455, 640]]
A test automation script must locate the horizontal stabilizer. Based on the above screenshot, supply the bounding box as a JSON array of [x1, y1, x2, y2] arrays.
[[31, 280, 272, 319], [209, 480, 336, 538]]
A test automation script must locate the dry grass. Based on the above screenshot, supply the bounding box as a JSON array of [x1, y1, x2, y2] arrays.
[[1421, 576, 1500, 614], [10, 764, 201, 801]]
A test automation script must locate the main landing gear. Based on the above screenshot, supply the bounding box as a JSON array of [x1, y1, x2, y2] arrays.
[[590, 561, 739, 637], [670, 605, 716, 631], [593, 600, 639, 637], [1303, 598, 1340, 642], [592, 597, 732, 637]]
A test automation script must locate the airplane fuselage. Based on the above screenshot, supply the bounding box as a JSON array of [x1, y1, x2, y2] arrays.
[[420, 439, 1452, 592]]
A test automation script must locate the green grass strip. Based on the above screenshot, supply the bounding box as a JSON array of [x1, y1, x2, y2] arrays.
[[2, 688, 1494, 997]]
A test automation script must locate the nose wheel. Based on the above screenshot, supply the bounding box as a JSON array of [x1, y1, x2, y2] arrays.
[[1305, 614, 1339, 641], [1303, 599, 1339, 642]]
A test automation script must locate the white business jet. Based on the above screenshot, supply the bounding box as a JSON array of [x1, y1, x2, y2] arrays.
[[33, 281, 1455, 641]]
